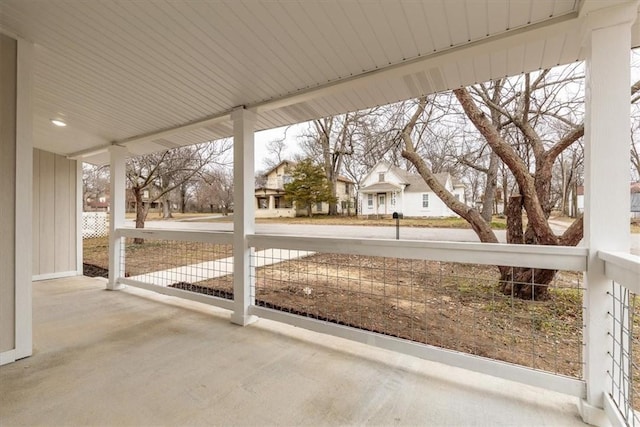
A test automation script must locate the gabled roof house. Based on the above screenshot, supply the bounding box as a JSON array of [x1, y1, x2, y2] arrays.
[[358, 161, 464, 218]]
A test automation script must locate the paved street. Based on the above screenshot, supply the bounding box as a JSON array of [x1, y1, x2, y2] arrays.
[[125, 217, 640, 253]]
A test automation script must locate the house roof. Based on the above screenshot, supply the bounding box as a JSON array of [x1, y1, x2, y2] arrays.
[[2, 1, 634, 165], [264, 160, 354, 184], [359, 182, 402, 193], [372, 161, 451, 193], [264, 160, 296, 177]]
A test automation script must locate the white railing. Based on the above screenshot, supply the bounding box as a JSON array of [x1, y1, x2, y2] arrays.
[[114, 227, 235, 311], [601, 250, 640, 427], [248, 234, 588, 397], [110, 227, 590, 400]]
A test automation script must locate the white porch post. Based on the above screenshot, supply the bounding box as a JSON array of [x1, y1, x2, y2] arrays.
[[231, 107, 258, 326], [107, 145, 127, 290], [14, 37, 33, 361], [580, 3, 636, 423]]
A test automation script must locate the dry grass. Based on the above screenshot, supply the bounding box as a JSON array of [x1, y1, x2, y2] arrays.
[[197, 214, 508, 229], [193, 254, 584, 378], [124, 212, 214, 221], [83, 236, 233, 276]]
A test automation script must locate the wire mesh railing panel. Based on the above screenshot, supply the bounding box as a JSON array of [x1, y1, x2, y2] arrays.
[[120, 237, 234, 299], [608, 281, 640, 425], [251, 250, 585, 378]]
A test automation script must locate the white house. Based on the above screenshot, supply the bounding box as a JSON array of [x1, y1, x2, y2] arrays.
[[358, 162, 465, 218]]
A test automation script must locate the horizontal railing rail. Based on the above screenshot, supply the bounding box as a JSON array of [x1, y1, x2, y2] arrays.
[[600, 250, 640, 294], [116, 227, 234, 245], [113, 227, 235, 310], [118, 277, 235, 311], [249, 234, 588, 270]]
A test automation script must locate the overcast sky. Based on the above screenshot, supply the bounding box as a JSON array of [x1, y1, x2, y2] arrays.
[[253, 123, 305, 171]]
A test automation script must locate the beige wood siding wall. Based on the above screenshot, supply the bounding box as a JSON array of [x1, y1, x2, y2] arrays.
[[0, 34, 17, 353], [32, 149, 78, 277]]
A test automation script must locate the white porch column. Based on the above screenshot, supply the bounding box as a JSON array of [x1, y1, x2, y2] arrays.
[[231, 107, 258, 326], [107, 145, 127, 290], [14, 37, 34, 361], [581, 3, 636, 423]]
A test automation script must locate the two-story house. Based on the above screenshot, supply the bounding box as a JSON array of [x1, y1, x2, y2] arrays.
[[255, 160, 355, 217], [358, 161, 465, 218]]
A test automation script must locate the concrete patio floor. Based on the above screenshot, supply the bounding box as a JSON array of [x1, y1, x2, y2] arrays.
[[0, 276, 587, 426]]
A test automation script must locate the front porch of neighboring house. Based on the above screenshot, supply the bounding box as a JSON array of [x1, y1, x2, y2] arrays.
[[255, 188, 295, 218], [3, 2, 640, 427], [359, 185, 402, 218]]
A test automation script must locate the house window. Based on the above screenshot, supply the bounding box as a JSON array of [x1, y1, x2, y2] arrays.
[[258, 198, 268, 209], [422, 194, 429, 208], [455, 193, 460, 201], [344, 183, 350, 194], [378, 173, 385, 182], [367, 194, 373, 208], [316, 202, 323, 211]]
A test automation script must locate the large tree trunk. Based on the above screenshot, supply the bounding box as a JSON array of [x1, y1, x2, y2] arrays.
[[481, 152, 499, 222], [498, 195, 584, 300], [328, 177, 338, 215], [162, 195, 173, 219], [501, 195, 551, 299], [132, 187, 148, 244]]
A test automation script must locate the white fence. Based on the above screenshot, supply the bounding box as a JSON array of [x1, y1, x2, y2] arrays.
[[83, 212, 109, 239]]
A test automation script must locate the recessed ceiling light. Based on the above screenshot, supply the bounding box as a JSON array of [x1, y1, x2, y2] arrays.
[[51, 119, 67, 127]]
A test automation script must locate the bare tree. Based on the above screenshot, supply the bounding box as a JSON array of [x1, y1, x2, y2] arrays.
[[262, 137, 288, 170], [127, 140, 231, 239], [200, 168, 234, 215], [300, 111, 385, 215], [401, 65, 591, 299], [82, 163, 109, 211]]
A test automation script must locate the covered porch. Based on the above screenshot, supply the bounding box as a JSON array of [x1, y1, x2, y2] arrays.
[[0, 276, 583, 426], [2, 1, 640, 426]]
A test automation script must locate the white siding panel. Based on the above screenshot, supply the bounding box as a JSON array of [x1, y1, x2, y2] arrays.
[[487, 0, 509, 34], [473, 55, 492, 85], [424, 1, 451, 51], [443, 1, 470, 46], [457, 56, 476, 87], [442, 62, 462, 89], [508, 1, 532, 30], [490, 50, 509, 78], [507, 45, 526, 76], [38, 151, 55, 275], [32, 150, 40, 275], [399, 1, 434, 55], [542, 33, 568, 67], [523, 39, 546, 74], [33, 149, 77, 277], [466, 0, 489, 40], [0, 33, 16, 354], [529, 0, 557, 22]]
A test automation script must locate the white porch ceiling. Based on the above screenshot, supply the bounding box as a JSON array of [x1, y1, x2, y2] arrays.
[[0, 0, 638, 164]]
